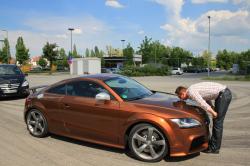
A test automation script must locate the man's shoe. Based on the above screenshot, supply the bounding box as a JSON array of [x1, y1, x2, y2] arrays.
[[203, 148, 220, 154]]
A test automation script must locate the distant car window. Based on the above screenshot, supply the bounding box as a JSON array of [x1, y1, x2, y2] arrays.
[[67, 81, 112, 98], [47, 84, 66, 95]]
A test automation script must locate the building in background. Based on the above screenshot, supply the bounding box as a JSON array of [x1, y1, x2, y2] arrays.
[[70, 58, 101, 75]]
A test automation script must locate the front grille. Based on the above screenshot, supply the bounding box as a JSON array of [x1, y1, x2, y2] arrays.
[[0, 83, 20, 94], [190, 136, 205, 151], [0, 83, 20, 89]]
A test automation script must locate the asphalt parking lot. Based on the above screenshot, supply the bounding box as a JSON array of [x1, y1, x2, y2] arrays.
[[0, 73, 249, 166]]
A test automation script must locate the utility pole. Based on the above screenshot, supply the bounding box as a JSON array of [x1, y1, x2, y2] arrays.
[[207, 16, 211, 77], [68, 28, 74, 56], [121, 39, 125, 56]]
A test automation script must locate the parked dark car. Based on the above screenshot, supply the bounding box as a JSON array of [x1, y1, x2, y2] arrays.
[[184, 67, 202, 73], [24, 74, 209, 162], [0, 64, 29, 98]]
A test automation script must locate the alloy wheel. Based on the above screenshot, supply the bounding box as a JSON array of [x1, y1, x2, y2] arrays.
[[130, 124, 167, 162], [26, 109, 48, 137]]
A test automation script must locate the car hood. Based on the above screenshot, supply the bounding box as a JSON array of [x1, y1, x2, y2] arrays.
[[0, 75, 25, 84], [130, 92, 209, 121]]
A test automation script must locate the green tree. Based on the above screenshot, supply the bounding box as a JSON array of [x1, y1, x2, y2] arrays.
[[90, 49, 95, 57], [138, 36, 152, 63], [202, 50, 212, 67], [166, 47, 193, 67], [123, 43, 134, 65], [72, 44, 80, 58], [106, 45, 122, 57], [57, 48, 68, 68], [149, 41, 170, 64], [238, 50, 250, 72], [0, 38, 11, 64], [85, 48, 90, 57], [94, 46, 100, 57], [42, 42, 59, 73], [58, 48, 67, 59], [192, 56, 205, 67], [15, 37, 29, 65], [38, 58, 47, 69], [216, 49, 233, 70]]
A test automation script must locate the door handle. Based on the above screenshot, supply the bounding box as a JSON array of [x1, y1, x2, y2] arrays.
[[63, 103, 70, 108]]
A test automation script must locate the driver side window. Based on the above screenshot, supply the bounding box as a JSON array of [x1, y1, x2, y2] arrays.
[[66, 80, 112, 99]]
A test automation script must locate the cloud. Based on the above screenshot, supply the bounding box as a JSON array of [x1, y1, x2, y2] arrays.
[[73, 28, 82, 34], [232, 0, 250, 8], [196, 10, 250, 36], [105, 0, 124, 8], [138, 30, 145, 35], [152, 0, 184, 19], [56, 34, 68, 39], [7, 15, 116, 56], [154, 0, 250, 53], [192, 0, 228, 4]]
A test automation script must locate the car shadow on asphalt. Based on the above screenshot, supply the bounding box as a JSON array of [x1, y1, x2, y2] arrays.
[[164, 153, 200, 162], [50, 134, 125, 154], [50, 133, 200, 162]]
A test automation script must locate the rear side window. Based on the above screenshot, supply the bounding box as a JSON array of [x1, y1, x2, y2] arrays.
[[47, 84, 66, 95]]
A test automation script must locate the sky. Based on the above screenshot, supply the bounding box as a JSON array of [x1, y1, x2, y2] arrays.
[[0, 0, 249, 57]]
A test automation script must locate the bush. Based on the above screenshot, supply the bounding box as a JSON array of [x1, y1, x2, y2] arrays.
[[120, 64, 170, 76]]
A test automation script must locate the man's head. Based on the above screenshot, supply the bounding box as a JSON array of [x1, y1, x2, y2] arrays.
[[175, 86, 188, 100]]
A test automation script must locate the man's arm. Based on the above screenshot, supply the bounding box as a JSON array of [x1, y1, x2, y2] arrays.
[[188, 89, 217, 118]]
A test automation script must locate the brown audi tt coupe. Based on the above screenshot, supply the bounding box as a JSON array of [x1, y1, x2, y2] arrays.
[[24, 74, 209, 162]]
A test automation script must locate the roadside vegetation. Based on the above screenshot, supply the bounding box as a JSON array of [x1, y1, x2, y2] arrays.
[[0, 35, 249, 76], [120, 64, 170, 76]]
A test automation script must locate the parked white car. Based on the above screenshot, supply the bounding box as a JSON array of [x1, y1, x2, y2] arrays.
[[171, 67, 183, 75]]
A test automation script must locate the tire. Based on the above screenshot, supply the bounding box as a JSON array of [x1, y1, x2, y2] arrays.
[[26, 109, 49, 138], [128, 123, 168, 162]]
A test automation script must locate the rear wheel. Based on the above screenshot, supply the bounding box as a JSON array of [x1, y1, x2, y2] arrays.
[[128, 123, 168, 162], [26, 109, 48, 137]]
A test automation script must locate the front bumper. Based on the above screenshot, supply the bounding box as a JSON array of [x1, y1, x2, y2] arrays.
[[0, 86, 30, 98], [167, 123, 209, 157]]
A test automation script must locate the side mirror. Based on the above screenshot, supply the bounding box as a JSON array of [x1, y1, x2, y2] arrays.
[[95, 92, 110, 101], [24, 73, 28, 77]]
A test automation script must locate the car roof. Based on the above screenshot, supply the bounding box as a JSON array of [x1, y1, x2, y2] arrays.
[[79, 74, 121, 81]]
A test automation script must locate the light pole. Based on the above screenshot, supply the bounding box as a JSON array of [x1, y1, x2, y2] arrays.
[[207, 16, 211, 77], [1, 30, 9, 64], [121, 39, 125, 56], [68, 28, 74, 56]]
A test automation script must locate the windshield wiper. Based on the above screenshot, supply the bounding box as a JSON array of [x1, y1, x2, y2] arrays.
[[126, 97, 144, 101]]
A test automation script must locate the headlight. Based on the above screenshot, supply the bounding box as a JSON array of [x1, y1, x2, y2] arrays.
[[22, 80, 29, 87], [170, 118, 201, 128]]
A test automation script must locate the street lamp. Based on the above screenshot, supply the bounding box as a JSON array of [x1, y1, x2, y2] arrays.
[[68, 28, 74, 56], [1, 30, 9, 64], [121, 39, 125, 56], [207, 16, 211, 77]]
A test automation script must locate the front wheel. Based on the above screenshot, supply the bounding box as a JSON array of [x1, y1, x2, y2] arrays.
[[128, 123, 168, 162], [26, 109, 48, 137]]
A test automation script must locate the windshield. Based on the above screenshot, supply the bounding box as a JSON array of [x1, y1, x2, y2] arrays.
[[0, 66, 23, 75], [104, 76, 153, 101]]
